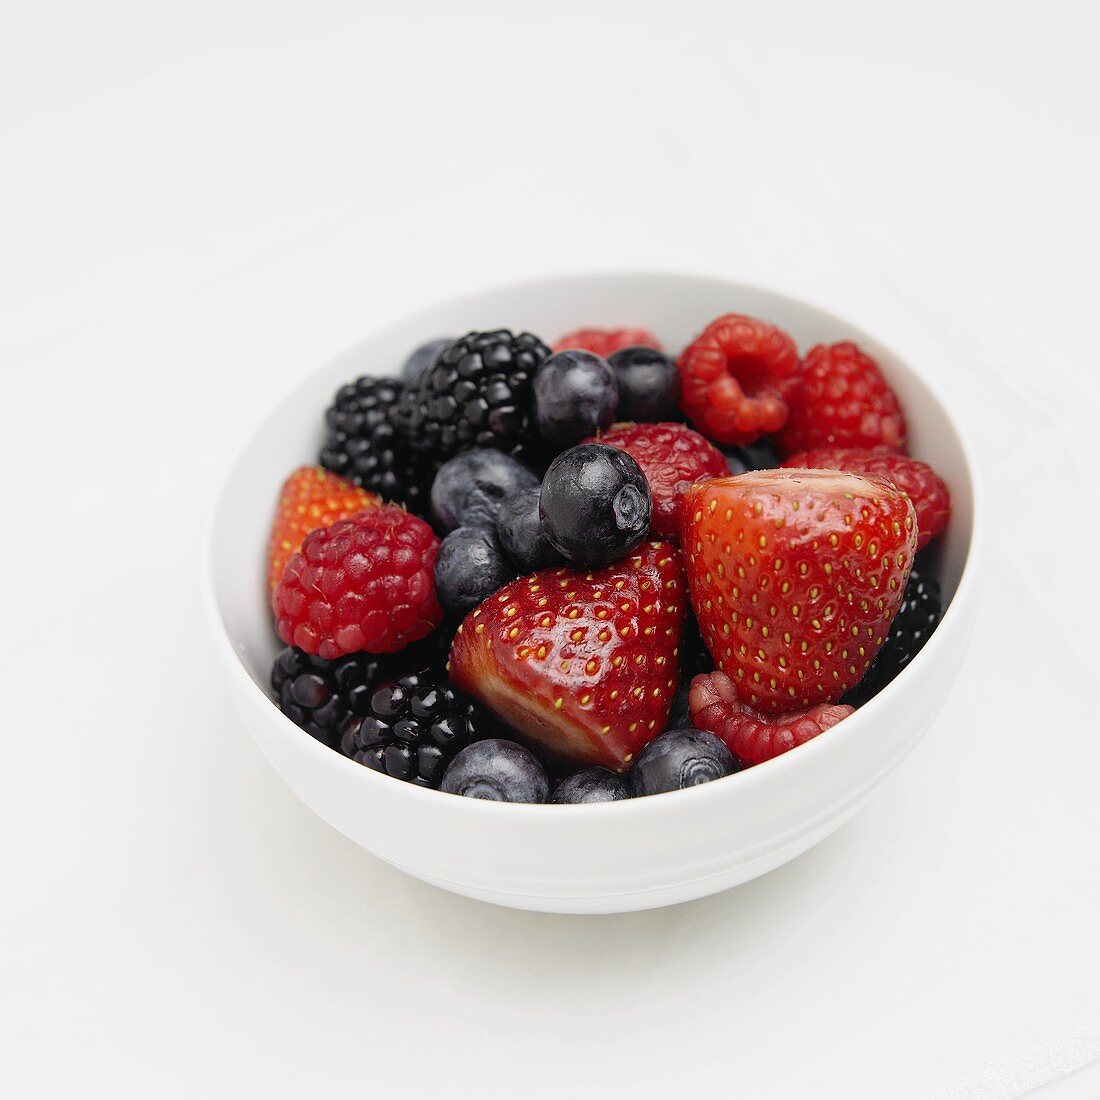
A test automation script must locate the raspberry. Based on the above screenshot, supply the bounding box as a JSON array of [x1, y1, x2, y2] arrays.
[[585, 422, 728, 541], [777, 342, 907, 455], [552, 327, 662, 357], [272, 504, 443, 659], [688, 670, 853, 766], [782, 447, 950, 549], [677, 314, 801, 446]]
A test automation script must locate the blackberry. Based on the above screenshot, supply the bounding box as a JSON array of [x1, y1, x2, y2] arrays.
[[271, 647, 392, 751], [271, 632, 454, 750], [844, 566, 943, 706], [396, 329, 550, 459], [319, 375, 435, 515], [340, 670, 494, 788]]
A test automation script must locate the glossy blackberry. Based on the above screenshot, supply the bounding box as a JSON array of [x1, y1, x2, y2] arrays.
[[396, 329, 550, 458], [340, 670, 494, 788], [844, 566, 943, 705], [319, 375, 435, 515], [271, 647, 392, 750], [271, 632, 455, 750]]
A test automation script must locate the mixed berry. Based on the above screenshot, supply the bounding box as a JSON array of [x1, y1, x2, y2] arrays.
[[265, 314, 951, 803]]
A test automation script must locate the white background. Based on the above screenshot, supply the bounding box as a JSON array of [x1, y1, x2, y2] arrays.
[[3, 1, 1100, 1096]]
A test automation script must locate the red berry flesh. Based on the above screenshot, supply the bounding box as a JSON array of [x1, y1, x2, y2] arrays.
[[682, 469, 917, 712], [689, 670, 853, 765], [272, 504, 443, 659], [777, 342, 907, 455], [677, 314, 801, 446], [267, 466, 380, 590], [782, 447, 950, 550], [449, 542, 686, 771]]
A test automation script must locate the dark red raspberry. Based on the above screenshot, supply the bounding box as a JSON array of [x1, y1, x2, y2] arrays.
[[688, 671, 853, 766], [677, 314, 801, 446], [552, 327, 662, 357], [585, 422, 728, 541], [272, 504, 443, 659], [782, 447, 950, 550], [777, 342, 907, 455]]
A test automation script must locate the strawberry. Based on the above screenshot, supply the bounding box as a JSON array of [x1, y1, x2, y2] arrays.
[[448, 541, 686, 772], [267, 466, 380, 589], [585, 422, 729, 541], [780, 447, 950, 550], [689, 671, 853, 765], [681, 469, 917, 713]]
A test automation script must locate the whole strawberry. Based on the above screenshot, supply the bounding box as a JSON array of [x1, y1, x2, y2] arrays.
[[448, 542, 686, 771], [273, 504, 443, 659], [585, 422, 728, 541], [781, 447, 950, 550], [682, 469, 917, 713], [689, 671, 853, 765], [267, 466, 380, 589], [552, 326, 663, 357], [677, 314, 801, 446], [777, 342, 907, 455]]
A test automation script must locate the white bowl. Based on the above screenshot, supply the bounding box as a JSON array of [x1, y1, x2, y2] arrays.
[[203, 272, 980, 914]]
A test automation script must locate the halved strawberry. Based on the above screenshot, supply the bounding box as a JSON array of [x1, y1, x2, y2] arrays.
[[448, 542, 686, 771], [267, 466, 380, 589], [682, 469, 917, 713]]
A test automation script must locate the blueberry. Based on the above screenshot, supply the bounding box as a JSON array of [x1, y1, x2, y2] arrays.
[[630, 728, 737, 796], [539, 444, 652, 566], [607, 346, 680, 422], [431, 448, 539, 532], [550, 767, 630, 804], [434, 526, 512, 616], [401, 337, 453, 384], [533, 350, 619, 447], [495, 487, 562, 572], [441, 738, 549, 803]]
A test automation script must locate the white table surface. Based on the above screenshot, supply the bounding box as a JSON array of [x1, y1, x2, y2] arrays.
[[4, 2, 1100, 1096]]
